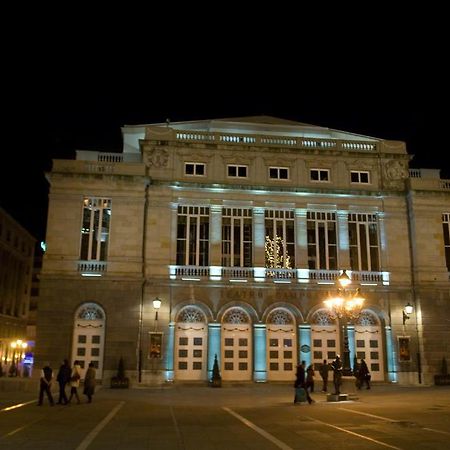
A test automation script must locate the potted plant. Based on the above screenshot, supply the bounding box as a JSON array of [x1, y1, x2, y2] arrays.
[[434, 357, 450, 386], [209, 354, 222, 387], [110, 357, 129, 388]]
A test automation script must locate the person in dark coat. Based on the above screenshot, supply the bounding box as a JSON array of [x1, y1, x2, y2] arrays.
[[83, 362, 96, 403], [294, 361, 314, 404], [38, 363, 54, 406], [319, 359, 329, 392], [56, 359, 71, 404], [357, 359, 371, 389], [330, 355, 343, 395]]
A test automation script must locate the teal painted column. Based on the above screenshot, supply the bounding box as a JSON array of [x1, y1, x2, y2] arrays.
[[253, 324, 267, 381], [299, 324, 311, 366], [165, 322, 175, 381], [208, 323, 221, 379], [347, 325, 355, 370], [385, 326, 397, 382]]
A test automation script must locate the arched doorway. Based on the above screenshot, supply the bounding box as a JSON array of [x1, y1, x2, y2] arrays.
[[72, 303, 105, 379], [175, 306, 207, 381], [354, 310, 384, 381], [266, 308, 296, 381], [311, 309, 339, 370], [221, 307, 252, 381]]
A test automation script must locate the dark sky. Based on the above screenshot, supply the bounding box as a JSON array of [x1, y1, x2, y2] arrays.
[[0, 38, 446, 243]]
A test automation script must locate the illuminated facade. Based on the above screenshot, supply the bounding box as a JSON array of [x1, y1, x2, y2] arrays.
[[36, 116, 450, 385], [0, 207, 35, 371]]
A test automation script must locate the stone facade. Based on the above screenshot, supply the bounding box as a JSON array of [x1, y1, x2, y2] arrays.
[[35, 116, 450, 386], [0, 207, 35, 370]]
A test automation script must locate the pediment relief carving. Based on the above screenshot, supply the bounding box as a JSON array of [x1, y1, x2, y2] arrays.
[[382, 159, 408, 189], [144, 148, 169, 168]]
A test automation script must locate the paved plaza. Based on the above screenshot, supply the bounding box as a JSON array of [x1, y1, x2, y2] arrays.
[[1, 382, 449, 449]]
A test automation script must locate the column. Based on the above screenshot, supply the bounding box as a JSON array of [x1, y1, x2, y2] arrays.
[[208, 323, 221, 378], [209, 205, 222, 267], [385, 326, 397, 382], [337, 211, 350, 269], [299, 324, 311, 366], [347, 324, 355, 371], [164, 322, 175, 381], [253, 207, 266, 280], [253, 324, 267, 381]]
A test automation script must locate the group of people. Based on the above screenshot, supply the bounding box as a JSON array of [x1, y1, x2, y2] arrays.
[[38, 360, 96, 406], [294, 355, 371, 403]]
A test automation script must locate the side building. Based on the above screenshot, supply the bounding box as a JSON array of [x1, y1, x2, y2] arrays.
[[35, 116, 450, 385], [0, 207, 35, 375]]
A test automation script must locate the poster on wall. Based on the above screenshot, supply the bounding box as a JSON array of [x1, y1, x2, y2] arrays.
[[398, 336, 411, 361], [149, 332, 163, 359]]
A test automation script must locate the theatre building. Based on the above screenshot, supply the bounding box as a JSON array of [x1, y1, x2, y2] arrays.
[[35, 116, 450, 386]]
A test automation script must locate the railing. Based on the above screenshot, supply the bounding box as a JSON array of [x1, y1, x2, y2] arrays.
[[170, 266, 387, 284], [174, 131, 376, 152], [77, 261, 107, 274], [174, 266, 210, 277], [222, 267, 254, 278], [265, 268, 297, 279]]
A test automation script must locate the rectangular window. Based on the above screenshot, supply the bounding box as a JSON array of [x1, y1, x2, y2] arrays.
[[310, 169, 330, 182], [443, 213, 450, 270], [265, 210, 295, 268], [222, 208, 252, 267], [351, 171, 370, 184], [80, 198, 111, 261], [348, 213, 380, 271], [227, 165, 248, 178], [176, 206, 209, 266], [269, 167, 289, 180], [184, 162, 205, 176], [307, 211, 337, 270]]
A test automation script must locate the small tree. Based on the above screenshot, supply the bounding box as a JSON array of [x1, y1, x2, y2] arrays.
[[111, 356, 129, 388], [117, 357, 125, 379], [441, 357, 448, 376], [210, 354, 221, 387]]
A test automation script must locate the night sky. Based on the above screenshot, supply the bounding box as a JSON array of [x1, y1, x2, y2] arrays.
[[0, 51, 445, 243]]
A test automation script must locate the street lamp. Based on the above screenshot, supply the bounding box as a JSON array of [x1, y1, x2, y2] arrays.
[[324, 269, 365, 376], [402, 302, 413, 325]]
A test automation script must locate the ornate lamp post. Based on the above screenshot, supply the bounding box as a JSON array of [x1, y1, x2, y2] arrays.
[[324, 270, 365, 376]]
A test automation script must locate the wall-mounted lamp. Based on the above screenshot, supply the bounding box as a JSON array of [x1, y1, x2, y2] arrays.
[[402, 302, 413, 325], [153, 297, 162, 330]]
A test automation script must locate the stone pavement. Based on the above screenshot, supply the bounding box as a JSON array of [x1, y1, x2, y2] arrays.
[[1, 381, 449, 449]]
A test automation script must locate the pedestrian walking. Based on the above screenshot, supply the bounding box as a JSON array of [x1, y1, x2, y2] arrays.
[[305, 364, 315, 393], [83, 362, 96, 403], [67, 361, 81, 404], [330, 355, 343, 395], [56, 359, 71, 404], [294, 361, 314, 404], [319, 359, 329, 392], [38, 362, 54, 406], [357, 359, 371, 389]]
